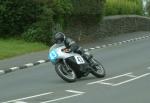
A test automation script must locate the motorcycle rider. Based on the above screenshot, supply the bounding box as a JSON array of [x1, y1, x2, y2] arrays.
[[53, 32, 93, 66]]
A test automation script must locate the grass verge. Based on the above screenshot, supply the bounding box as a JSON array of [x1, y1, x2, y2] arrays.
[[0, 38, 48, 60]]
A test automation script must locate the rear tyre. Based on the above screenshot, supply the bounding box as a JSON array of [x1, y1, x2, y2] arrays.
[[55, 63, 77, 83], [90, 58, 105, 78]]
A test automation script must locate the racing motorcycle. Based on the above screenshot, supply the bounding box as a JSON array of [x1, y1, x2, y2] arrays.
[[48, 44, 105, 83]]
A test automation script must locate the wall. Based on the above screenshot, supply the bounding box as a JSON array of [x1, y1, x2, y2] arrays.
[[65, 15, 150, 41]]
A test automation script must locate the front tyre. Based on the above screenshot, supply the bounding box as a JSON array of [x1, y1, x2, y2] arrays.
[[90, 58, 105, 78], [55, 63, 77, 83]]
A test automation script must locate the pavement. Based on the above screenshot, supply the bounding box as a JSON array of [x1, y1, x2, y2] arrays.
[[0, 31, 150, 70], [0, 31, 150, 103]]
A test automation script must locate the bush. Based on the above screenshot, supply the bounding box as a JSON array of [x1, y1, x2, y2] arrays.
[[22, 7, 54, 45], [0, 0, 41, 38], [71, 0, 105, 25], [105, 0, 143, 16], [22, 0, 73, 45], [147, 1, 150, 15], [1, 0, 106, 44]]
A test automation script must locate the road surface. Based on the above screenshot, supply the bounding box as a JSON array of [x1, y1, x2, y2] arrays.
[[0, 32, 150, 103]]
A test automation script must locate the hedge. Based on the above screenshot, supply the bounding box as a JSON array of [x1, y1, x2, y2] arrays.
[[0, 0, 105, 45], [105, 0, 143, 16], [0, 0, 42, 37], [23, 0, 105, 44]]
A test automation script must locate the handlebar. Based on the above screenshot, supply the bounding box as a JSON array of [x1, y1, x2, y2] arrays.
[[61, 48, 71, 53]]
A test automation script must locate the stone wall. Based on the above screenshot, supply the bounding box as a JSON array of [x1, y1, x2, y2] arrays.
[[65, 15, 150, 41]]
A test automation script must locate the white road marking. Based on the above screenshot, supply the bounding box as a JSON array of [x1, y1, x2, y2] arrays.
[[41, 90, 85, 103], [122, 41, 127, 43], [112, 73, 150, 86], [66, 90, 85, 94], [147, 67, 150, 70], [2, 92, 53, 103], [84, 49, 88, 52], [126, 40, 131, 42], [118, 42, 122, 44], [135, 38, 138, 40], [95, 46, 100, 49], [87, 73, 132, 85], [145, 36, 149, 38], [141, 36, 146, 39], [100, 82, 114, 86], [126, 74, 137, 78], [0, 70, 5, 74], [102, 45, 106, 48], [15, 101, 27, 103], [108, 44, 113, 46], [137, 37, 142, 40], [130, 39, 134, 41], [113, 43, 118, 46], [90, 48, 95, 50], [37, 60, 46, 63], [9, 67, 19, 71], [24, 63, 34, 67]]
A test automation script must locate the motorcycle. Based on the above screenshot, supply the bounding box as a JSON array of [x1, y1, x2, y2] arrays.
[[48, 44, 105, 83]]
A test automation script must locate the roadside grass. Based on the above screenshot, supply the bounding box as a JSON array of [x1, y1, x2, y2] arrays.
[[0, 38, 48, 60]]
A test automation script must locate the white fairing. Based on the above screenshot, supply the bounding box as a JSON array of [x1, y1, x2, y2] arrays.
[[49, 44, 85, 64]]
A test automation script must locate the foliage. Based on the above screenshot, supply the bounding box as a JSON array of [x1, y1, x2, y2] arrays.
[[22, 7, 54, 45], [147, 1, 150, 15], [71, 0, 105, 25], [0, 0, 41, 37], [105, 0, 143, 16], [1, 0, 105, 44]]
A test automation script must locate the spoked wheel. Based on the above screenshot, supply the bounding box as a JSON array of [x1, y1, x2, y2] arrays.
[[55, 63, 77, 83], [90, 58, 105, 78]]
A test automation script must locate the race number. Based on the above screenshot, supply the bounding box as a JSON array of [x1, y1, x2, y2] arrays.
[[49, 50, 58, 62], [75, 56, 85, 64]]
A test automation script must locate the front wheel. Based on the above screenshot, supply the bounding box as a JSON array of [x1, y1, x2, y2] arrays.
[[90, 58, 105, 78], [55, 63, 77, 83]]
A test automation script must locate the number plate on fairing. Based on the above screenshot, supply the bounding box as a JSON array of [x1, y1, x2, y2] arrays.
[[49, 50, 58, 63], [74, 55, 85, 64]]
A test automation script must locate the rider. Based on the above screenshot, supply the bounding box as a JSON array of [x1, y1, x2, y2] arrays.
[[53, 32, 93, 62]]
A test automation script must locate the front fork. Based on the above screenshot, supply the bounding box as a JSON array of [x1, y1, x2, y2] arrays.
[[62, 59, 72, 72]]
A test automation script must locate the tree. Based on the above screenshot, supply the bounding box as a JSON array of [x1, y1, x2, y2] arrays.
[[67, 0, 105, 41], [0, 0, 41, 37]]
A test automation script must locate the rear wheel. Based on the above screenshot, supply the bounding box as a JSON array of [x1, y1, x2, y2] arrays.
[[55, 63, 77, 83], [90, 58, 105, 78]]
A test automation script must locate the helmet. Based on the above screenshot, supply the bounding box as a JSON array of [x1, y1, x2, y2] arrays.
[[54, 32, 65, 44]]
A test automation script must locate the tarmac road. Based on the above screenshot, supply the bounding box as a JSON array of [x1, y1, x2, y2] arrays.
[[0, 32, 150, 103]]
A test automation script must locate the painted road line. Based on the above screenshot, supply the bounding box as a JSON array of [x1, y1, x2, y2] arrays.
[[15, 101, 27, 103], [101, 45, 107, 48], [37, 60, 46, 63], [2, 92, 53, 103], [130, 39, 134, 42], [147, 67, 150, 70], [95, 46, 101, 49], [135, 38, 139, 40], [0, 70, 5, 74], [41, 90, 85, 103], [141, 36, 146, 39], [24, 63, 34, 67], [1, 35, 150, 76], [126, 74, 137, 78], [9, 67, 19, 71], [113, 43, 118, 45], [112, 73, 150, 86], [122, 41, 127, 43], [108, 44, 113, 46], [90, 48, 95, 50], [87, 72, 132, 85], [100, 82, 114, 86], [118, 42, 122, 45]]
